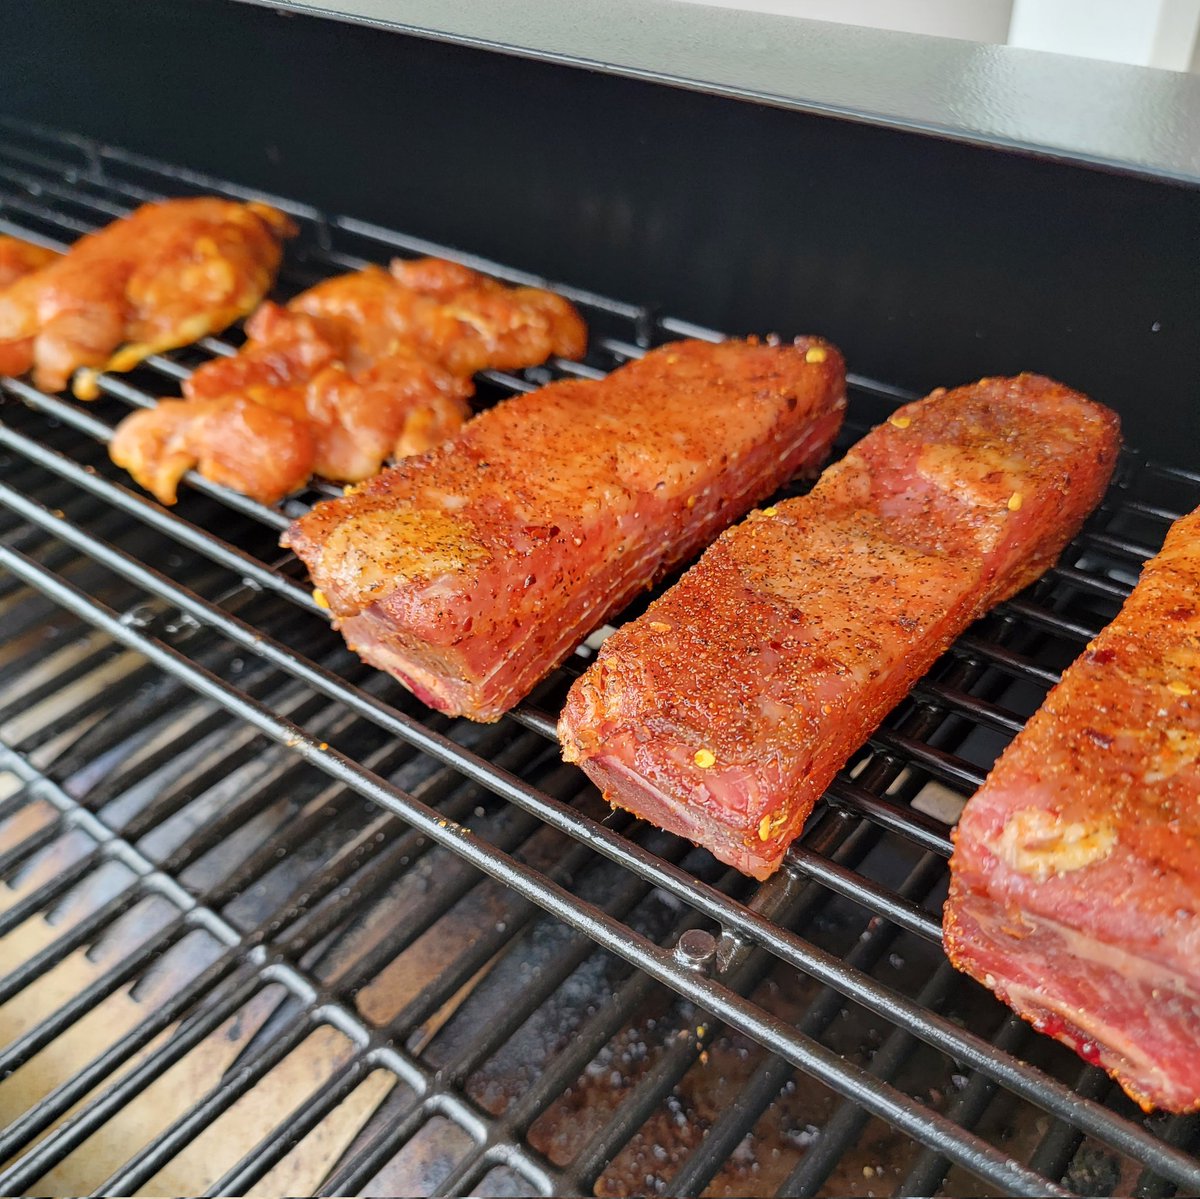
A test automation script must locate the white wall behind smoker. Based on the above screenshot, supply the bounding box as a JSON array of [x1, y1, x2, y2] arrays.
[[673, 0, 1200, 70], [672, 0, 1014, 42]]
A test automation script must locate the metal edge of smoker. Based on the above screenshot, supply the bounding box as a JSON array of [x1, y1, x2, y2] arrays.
[[240, 0, 1200, 186]]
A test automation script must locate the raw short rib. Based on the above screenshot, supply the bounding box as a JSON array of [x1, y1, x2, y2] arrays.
[[283, 337, 847, 720], [559, 375, 1119, 879], [946, 505, 1200, 1114]]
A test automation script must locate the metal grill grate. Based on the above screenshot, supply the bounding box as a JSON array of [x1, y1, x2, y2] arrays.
[[1, 118, 1198, 1197]]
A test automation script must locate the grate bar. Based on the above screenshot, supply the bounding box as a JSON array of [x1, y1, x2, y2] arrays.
[[666, 850, 948, 1198], [270, 735, 546, 960], [0, 956, 257, 1168], [898, 1012, 1036, 1196], [2, 122, 1198, 1196], [0, 843, 102, 937], [0, 542, 1083, 1197], [775, 961, 961, 1198], [202, 1055, 375, 1198], [0, 908, 191, 1078], [1, 379, 291, 531], [6, 493, 1194, 1189], [0, 420, 318, 609], [0, 735, 513, 1177], [823, 779, 953, 857], [1027, 1067, 1117, 1190], [95, 1009, 319, 1196], [568, 814, 915, 1192], [210, 831, 646, 1197], [783, 844, 943, 944], [375, 822, 645, 1039], [1136, 1115, 1200, 1199]]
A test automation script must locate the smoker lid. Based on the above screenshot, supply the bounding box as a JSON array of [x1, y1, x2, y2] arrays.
[[245, 0, 1200, 187]]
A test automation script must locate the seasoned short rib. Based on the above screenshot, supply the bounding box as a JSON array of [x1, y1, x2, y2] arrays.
[[559, 375, 1119, 879], [283, 337, 847, 720], [946, 505, 1200, 1114]]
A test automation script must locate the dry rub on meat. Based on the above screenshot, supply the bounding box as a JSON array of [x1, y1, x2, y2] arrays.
[[559, 375, 1120, 879], [946, 505, 1200, 1114], [0, 237, 58, 290], [0, 198, 295, 395], [283, 337, 847, 720], [109, 259, 587, 505]]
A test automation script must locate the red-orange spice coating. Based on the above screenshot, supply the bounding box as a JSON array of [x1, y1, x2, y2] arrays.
[[0, 198, 295, 395], [109, 258, 585, 505], [559, 375, 1120, 879], [283, 337, 848, 720], [0, 237, 58, 290], [946, 504, 1200, 1114]]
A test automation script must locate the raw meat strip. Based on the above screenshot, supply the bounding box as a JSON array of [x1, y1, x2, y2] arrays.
[[559, 375, 1119, 878], [946, 505, 1200, 1114], [283, 337, 847, 720]]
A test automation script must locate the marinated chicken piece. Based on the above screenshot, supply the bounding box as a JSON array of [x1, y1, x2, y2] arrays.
[[946, 504, 1200, 1114], [285, 258, 589, 377], [283, 338, 847, 720], [0, 237, 58, 290], [0, 198, 295, 395], [109, 260, 586, 505], [111, 305, 473, 505], [559, 376, 1120, 879]]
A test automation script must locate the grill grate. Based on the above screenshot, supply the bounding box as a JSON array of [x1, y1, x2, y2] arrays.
[[1, 118, 1198, 1197]]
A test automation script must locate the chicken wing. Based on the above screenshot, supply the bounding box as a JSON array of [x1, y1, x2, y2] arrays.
[[0, 237, 58, 290], [110, 260, 587, 505], [0, 198, 295, 395]]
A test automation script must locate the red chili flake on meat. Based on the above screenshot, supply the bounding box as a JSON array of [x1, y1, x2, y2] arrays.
[[1087, 647, 1116, 665], [521, 524, 561, 541], [1083, 727, 1114, 749], [1033, 1013, 1065, 1037]]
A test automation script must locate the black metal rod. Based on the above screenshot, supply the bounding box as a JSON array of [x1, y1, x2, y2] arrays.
[[1027, 1066, 1116, 1189], [210, 833, 638, 1197], [1, 380, 291, 532], [666, 850, 948, 1198], [0, 546, 1079, 1196], [897, 1011, 1035, 1196], [1136, 1113, 1200, 1199], [0, 875, 140, 1008], [0, 126, 1195, 1197], [94, 1010, 318, 1195], [2, 527, 1192, 1192], [783, 843, 942, 944], [0, 420, 317, 608], [0, 910, 191, 1078], [774, 961, 961, 1198], [0, 843, 101, 938], [0, 955, 259, 1169]]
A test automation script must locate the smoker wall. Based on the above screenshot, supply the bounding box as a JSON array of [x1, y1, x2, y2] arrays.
[[4, 0, 1198, 464]]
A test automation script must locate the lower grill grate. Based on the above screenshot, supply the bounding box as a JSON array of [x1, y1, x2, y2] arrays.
[[0, 118, 1198, 1197]]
